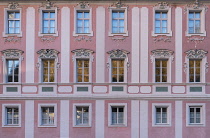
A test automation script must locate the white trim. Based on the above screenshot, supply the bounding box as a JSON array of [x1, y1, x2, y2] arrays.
[[38, 103, 57, 127], [140, 100, 148, 138], [185, 8, 206, 36], [186, 85, 205, 94], [108, 103, 127, 127], [152, 103, 172, 127], [131, 100, 140, 138], [2, 104, 21, 127], [73, 103, 92, 127], [186, 103, 205, 126], [95, 100, 105, 138], [73, 6, 93, 36], [3, 8, 22, 37], [175, 101, 182, 138], [60, 100, 69, 137], [3, 85, 21, 95], [38, 7, 58, 37], [108, 7, 128, 36], [38, 85, 57, 95], [25, 100, 34, 138]]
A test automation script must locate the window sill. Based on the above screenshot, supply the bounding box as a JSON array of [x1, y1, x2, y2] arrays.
[[2, 125, 21, 127], [38, 125, 57, 128], [3, 32, 22, 37], [151, 31, 172, 37], [108, 124, 127, 127], [187, 123, 205, 127], [73, 125, 91, 128], [73, 31, 93, 36], [38, 31, 58, 37], [153, 123, 171, 127], [108, 31, 128, 36], [185, 31, 206, 36]]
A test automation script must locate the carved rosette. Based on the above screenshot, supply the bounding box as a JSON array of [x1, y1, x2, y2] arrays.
[[8, 2, 19, 9], [154, 2, 170, 9], [1, 49, 24, 61], [184, 0, 208, 14], [71, 49, 94, 62], [150, 49, 174, 63], [185, 49, 208, 59]]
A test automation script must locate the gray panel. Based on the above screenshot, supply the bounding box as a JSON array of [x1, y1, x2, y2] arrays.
[[112, 86, 124, 91], [77, 87, 88, 92], [42, 87, 54, 92], [6, 87, 18, 92], [156, 87, 168, 92], [190, 87, 202, 92]]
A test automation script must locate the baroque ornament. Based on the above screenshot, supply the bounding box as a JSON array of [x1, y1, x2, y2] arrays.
[[74, 36, 92, 42], [37, 49, 59, 59], [75, 2, 90, 9], [153, 36, 171, 43], [107, 49, 130, 59], [109, 1, 128, 9], [184, 0, 208, 13], [4, 37, 21, 43], [71, 49, 94, 62], [1, 49, 24, 61], [150, 49, 174, 63], [154, 2, 170, 9], [40, 36, 56, 43], [8, 2, 19, 9], [112, 37, 126, 42], [187, 36, 205, 47], [185, 49, 208, 59]]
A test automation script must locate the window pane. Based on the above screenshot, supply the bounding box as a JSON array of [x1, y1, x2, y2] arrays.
[[162, 20, 167, 27], [112, 12, 118, 19], [84, 20, 89, 27], [84, 27, 89, 33], [50, 21, 55, 27], [112, 27, 118, 33], [195, 12, 200, 18], [50, 12, 55, 18], [77, 20, 83, 27], [189, 12, 194, 19], [112, 20, 118, 27], [43, 20, 49, 27], [162, 28, 167, 33], [155, 20, 161, 27], [50, 28, 55, 33], [119, 27, 124, 33], [8, 13, 15, 19], [84, 12, 89, 18], [119, 12, 124, 18], [119, 20, 124, 27], [43, 12, 49, 19], [162, 12, 167, 18], [189, 20, 194, 27], [155, 12, 160, 18], [77, 12, 83, 18]]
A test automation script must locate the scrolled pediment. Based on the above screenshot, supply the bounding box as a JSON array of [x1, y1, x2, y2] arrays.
[[37, 49, 59, 59], [107, 49, 130, 59], [185, 49, 208, 59]]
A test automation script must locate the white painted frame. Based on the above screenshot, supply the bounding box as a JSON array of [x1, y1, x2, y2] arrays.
[[73, 103, 92, 127], [108, 103, 127, 127], [186, 85, 205, 94], [73, 7, 93, 36], [38, 7, 58, 37], [3, 85, 21, 95], [38, 85, 57, 95], [152, 103, 171, 127], [153, 85, 171, 94], [108, 7, 128, 36], [186, 103, 205, 126], [2, 104, 21, 127], [38, 103, 57, 127], [3, 8, 22, 37], [185, 8, 206, 36], [74, 85, 91, 94]]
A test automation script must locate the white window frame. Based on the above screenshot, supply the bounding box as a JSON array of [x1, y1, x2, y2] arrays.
[[36, 49, 60, 83], [184, 49, 208, 83], [152, 2, 172, 36], [1, 49, 23, 83], [38, 7, 58, 36], [76, 59, 90, 83], [152, 103, 171, 127], [151, 49, 174, 83], [72, 49, 94, 83], [3, 8, 22, 37], [73, 2, 93, 36], [41, 59, 56, 83], [2, 104, 21, 127], [186, 103, 205, 126], [185, 2, 206, 36], [38, 103, 57, 127], [108, 103, 127, 127], [73, 103, 92, 127], [155, 59, 169, 83], [108, 7, 128, 36]]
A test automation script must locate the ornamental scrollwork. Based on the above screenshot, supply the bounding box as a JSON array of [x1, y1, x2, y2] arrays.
[[184, 0, 208, 14], [39, 0, 59, 11], [154, 2, 170, 9], [185, 49, 208, 59], [75, 1, 90, 9], [1, 49, 24, 61], [109, 1, 128, 9], [40, 36, 56, 43], [4, 37, 21, 43], [71, 49, 94, 62], [107, 49, 130, 59], [8, 2, 19, 9], [150, 49, 174, 63], [153, 36, 171, 43], [74, 36, 92, 42], [205, 62, 209, 73]]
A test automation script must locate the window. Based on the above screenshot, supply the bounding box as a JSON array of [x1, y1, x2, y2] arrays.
[[155, 11, 167, 34], [6, 59, 19, 82], [38, 104, 57, 127], [152, 103, 171, 126], [76, 106, 89, 125], [73, 103, 92, 127], [76, 59, 89, 82], [112, 60, 124, 82], [7, 11, 20, 34], [42, 11, 55, 34], [186, 103, 205, 126], [108, 103, 127, 126], [42, 59, 55, 82], [41, 107, 55, 125], [2, 104, 21, 127], [155, 59, 168, 82], [112, 11, 125, 33], [189, 59, 201, 82], [188, 12, 200, 34], [77, 11, 90, 33]]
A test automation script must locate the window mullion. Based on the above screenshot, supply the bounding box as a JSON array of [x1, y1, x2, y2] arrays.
[[160, 61, 162, 82], [48, 60, 50, 82], [82, 107, 84, 124], [117, 107, 119, 124], [82, 61, 84, 82]]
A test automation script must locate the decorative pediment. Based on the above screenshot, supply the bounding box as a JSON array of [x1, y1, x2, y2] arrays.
[[185, 49, 208, 59], [107, 49, 130, 59], [1, 49, 24, 61], [154, 2, 170, 9], [184, 0, 208, 13], [75, 1, 90, 9], [8, 2, 19, 9], [40, 0, 57, 9], [72, 49, 94, 58], [109, 1, 128, 9], [150, 49, 174, 63], [37, 49, 59, 59]]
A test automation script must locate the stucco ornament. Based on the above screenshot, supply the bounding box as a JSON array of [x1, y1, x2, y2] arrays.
[[185, 49, 208, 59], [4, 37, 21, 43], [75, 2, 90, 9], [109, 1, 128, 9], [39, 0, 58, 10], [150, 49, 174, 63], [74, 36, 92, 42], [71, 49, 94, 62], [153, 36, 171, 43], [40, 36, 56, 43], [184, 0, 208, 13], [187, 36, 205, 48], [1, 49, 24, 61], [8, 2, 19, 9], [154, 2, 170, 9]]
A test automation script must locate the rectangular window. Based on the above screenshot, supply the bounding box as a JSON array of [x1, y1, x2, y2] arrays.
[[42, 59, 55, 82], [112, 60, 124, 82], [111, 106, 124, 125], [41, 107, 54, 125], [155, 11, 167, 33], [77, 11, 89, 33], [155, 107, 167, 124], [188, 12, 201, 34], [76, 59, 89, 82], [7, 11, 20, 34], [189, 106, 201, 124], [42, 11, 55, 34], [76, 106, 89, 125], [155, 59, 167, 82], [112, 11, 125, 33], [6, 107, 19, 125], [189, 59, 201, 82], [7, 59, 19, 82]]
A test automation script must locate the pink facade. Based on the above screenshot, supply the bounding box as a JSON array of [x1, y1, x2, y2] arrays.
[[0, 0, 210, 138]]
